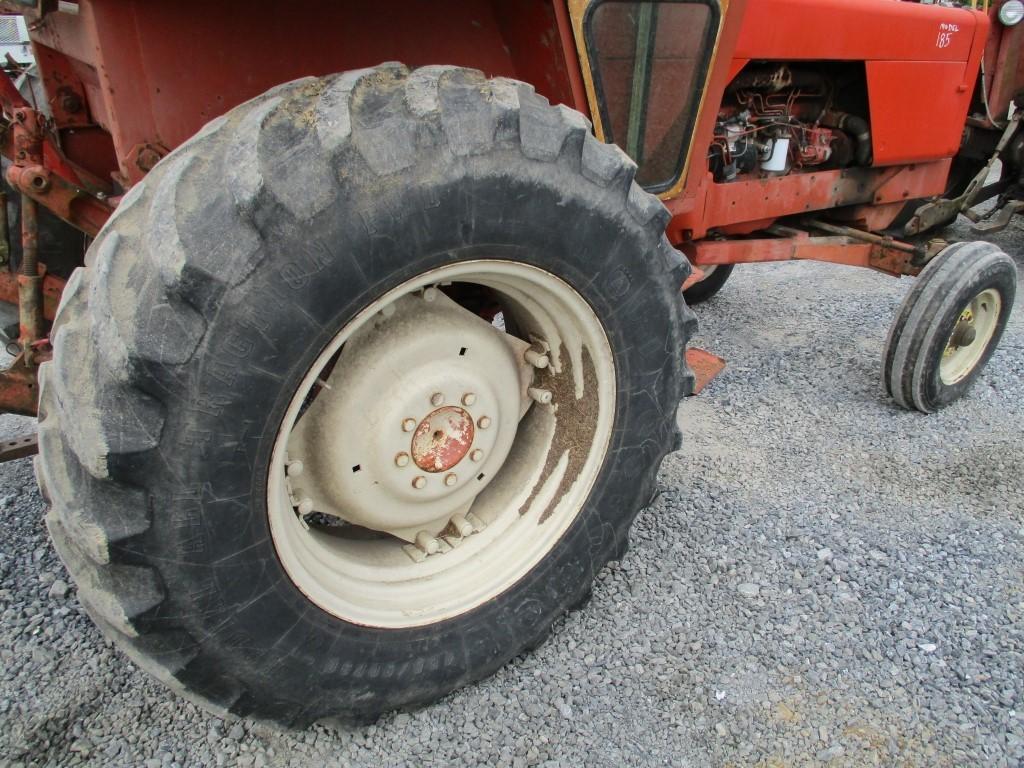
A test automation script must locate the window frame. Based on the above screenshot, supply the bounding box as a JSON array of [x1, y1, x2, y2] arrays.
[[582, 0, 722, 194]]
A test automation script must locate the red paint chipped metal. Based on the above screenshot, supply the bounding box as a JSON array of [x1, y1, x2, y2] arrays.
[[686, 348, 726, 395], [411, 406, 476, 473]]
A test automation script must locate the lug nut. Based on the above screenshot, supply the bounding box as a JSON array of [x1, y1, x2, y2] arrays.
[[414, 531, 440, 555], [462, 392, 476, 406], [431, 392, 444, 406], [451, 513, 474, 537], [478, 416, 491, 429], [524, 349, 549, 369], [528, 387, 553, 405], [296, 498, 314, 516], [402, 418, 416, 432], [412, 476, 427, 489], [444, 473, 458, 486], [470, 449, 483, 462], [286, 460, 304, 477], [395, 452, 410, 468]]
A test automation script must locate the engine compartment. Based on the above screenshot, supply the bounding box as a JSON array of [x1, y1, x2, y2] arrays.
[[709, 62, 872, 183]]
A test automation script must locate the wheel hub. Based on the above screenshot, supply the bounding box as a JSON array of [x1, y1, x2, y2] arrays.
[[411, 406, 475, 472], [267, 260, 616, 628], [285, 291, 527, 542], [940, 288, 1002, 385], [949, 318, 977, 350]]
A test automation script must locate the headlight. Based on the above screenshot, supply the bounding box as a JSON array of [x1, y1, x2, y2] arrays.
[[999, 0, 1024, 26]]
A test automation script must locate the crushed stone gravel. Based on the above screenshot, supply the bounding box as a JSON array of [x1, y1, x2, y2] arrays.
[[0, 216, 1021, 767]]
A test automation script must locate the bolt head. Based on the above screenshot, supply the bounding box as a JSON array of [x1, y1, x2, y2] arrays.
[[423, 287, 438, 302], [451, 513, 474, 537], [478, 416, 491, 429], [402, 418, 416, 432], [462, 393, 476, 406], [444, 473, 458, 486], [415, 530, 440, 555], [430, 392, 444, 407], [524, 349, 549, 369], [470, 449, 483, 462], [136, 148, 161, 172], [296, 498, 314, 515], [528, 387, 553, 405], [412, 476, 427, 489], [61, 93, 82, 114], [395, 452, 410, 468], [286, 460, 304, 477]]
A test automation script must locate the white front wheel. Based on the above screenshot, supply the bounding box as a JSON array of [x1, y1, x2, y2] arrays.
[[884, 241, 1016, 412]]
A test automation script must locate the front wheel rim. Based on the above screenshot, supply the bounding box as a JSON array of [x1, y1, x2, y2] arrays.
[[267, 260, 615, 628], [697, 264, 717, 280], [940, 287, 1001, 385]]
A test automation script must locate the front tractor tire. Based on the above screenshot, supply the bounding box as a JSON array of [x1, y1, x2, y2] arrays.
[[883, 241, 1016, 412], [682, 263, 734, 305], [36, 65, 696, 725]]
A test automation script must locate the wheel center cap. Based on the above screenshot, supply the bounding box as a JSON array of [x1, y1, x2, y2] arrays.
[[950, 320, 977, 349], [411, 406, 475, 472]]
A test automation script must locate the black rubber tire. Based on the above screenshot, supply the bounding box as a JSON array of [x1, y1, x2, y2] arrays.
[[682, 263, 734, 305], [883, 240, 1016, 412], [36, 64, 696, 726]]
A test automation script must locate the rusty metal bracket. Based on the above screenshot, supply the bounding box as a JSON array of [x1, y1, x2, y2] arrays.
[[801, 219, 946, 272], [0, 351, 45, 416], [680, 266, 706, 292], [0, 72, 114, 238], [971, 199, 1024, 235], [125, 142, 168, 175], [0, 432, 38, 463], [687, 226, 931, 277], [905, 112, 1022, 235], [6, 162, 112, 238], [686, 347, 726, 395]]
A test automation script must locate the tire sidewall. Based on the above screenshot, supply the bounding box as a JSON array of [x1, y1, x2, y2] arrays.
[[142, 150, 681, 717], [916, 261, 1015, 411]]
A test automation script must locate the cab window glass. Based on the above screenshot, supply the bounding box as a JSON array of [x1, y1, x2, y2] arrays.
[[585, 0, 718, 191]]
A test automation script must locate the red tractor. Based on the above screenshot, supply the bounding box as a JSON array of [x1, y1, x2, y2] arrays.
[[0, 0, 1018, 726]]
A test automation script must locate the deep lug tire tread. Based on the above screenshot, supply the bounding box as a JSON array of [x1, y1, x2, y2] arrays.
[[37, 65, 694, 725]]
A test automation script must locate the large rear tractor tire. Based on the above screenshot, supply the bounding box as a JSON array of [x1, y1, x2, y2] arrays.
[[883, 241, 1016, 412], [36, 65, 696, 726]]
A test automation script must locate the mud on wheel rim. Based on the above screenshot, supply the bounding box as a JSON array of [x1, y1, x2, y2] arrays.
[[268, 260, 615, 628]]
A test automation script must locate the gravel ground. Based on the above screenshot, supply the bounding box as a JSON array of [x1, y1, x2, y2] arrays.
[[1, 216, 1022, 767]]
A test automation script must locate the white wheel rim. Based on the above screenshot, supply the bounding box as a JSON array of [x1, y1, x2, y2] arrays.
[[267, 261, 615, 628], [940, 288, 1001, 385]]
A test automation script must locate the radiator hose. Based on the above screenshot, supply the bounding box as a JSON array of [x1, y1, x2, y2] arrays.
[[822, 111, 872, 166]]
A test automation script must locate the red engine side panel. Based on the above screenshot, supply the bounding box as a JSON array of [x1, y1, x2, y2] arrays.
[[668, 0, 990, 238], [867, 61, 973, 164], [732, 0, 988, 165], [733, 0, 983, 63]]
